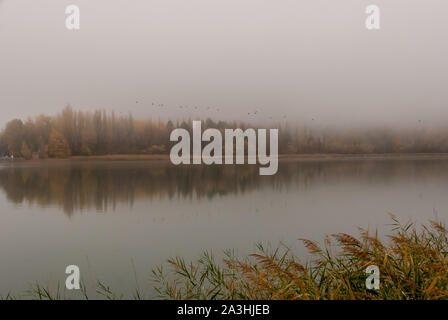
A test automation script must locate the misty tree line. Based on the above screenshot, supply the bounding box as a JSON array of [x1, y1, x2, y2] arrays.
[[1, 105, 448, 159], [0, 106, 260, 158]]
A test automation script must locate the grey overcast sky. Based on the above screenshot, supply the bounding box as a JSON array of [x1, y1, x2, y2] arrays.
[[0, 0, 447, 128]]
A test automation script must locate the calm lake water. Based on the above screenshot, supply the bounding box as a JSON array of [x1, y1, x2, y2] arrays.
[[0, 158, 447, 298]]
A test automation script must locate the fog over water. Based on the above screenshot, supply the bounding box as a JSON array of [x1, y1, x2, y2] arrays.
[[0, 159, 447, 296], [0, 0, 447, 128], [1, 1, 448, 297]]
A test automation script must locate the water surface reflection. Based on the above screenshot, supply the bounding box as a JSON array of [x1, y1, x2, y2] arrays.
[[1, 159, 448, 216]]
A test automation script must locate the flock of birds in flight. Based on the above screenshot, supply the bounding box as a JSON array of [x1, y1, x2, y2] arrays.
[[132, 99, 425, 124], [133, 99, 294, 121]]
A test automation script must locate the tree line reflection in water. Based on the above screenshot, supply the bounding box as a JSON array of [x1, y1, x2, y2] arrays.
[[0, 159, 447, 216]]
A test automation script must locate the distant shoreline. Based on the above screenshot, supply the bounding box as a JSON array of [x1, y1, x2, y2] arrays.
[[4, 153, 448, 162]]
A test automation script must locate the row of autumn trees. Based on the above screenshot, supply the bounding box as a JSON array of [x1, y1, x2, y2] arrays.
[[0, 106, 263, 159], [0, 106, 171, 159], [1, 106, 448, 159]]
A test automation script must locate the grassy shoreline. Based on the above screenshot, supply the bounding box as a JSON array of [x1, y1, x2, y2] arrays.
[[153, 216, 448, 300], [2, 217, 447, 300]]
